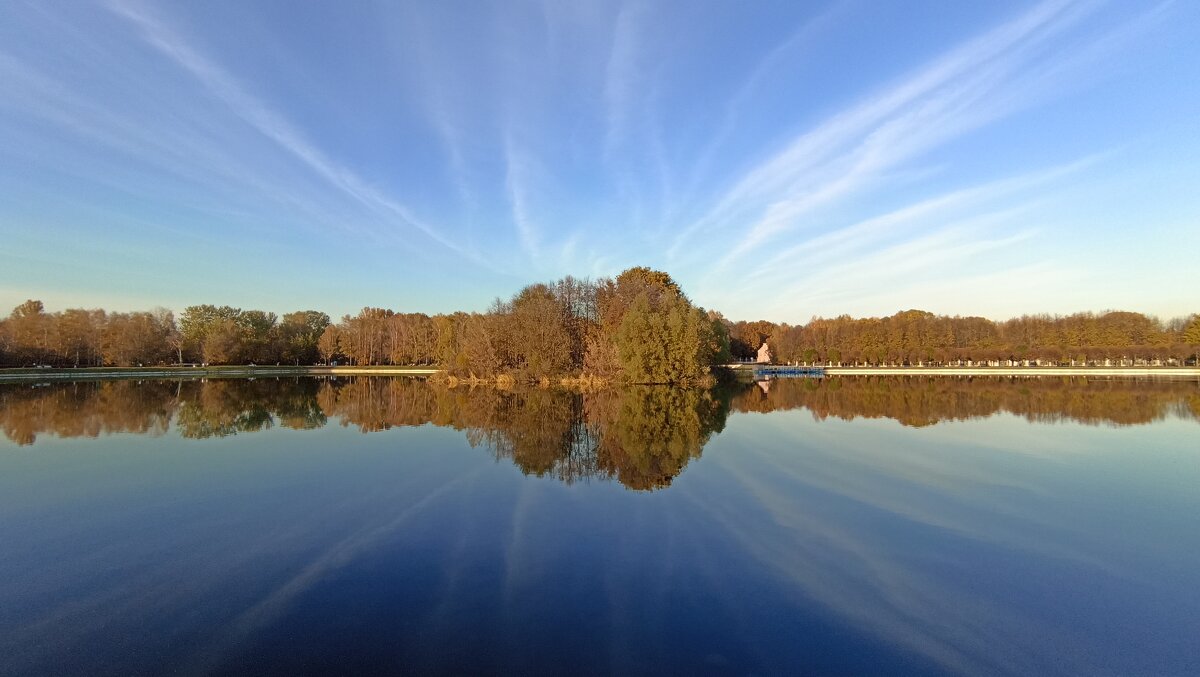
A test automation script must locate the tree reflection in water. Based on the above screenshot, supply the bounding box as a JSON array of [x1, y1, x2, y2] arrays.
[[588, 386, 729, 490], [316, 379, 728, 490], [733, 375, 1200, 427], [1, 376, 1195, 489]]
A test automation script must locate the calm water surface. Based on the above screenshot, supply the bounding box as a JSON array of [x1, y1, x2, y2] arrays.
[[1, 376, 1197, 675]]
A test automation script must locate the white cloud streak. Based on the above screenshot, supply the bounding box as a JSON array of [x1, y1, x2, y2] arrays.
[[676, 1, 851, 217], [667, 0, 1096, 264], [104, 0, 486, 265], [602, 3, 643, 159], [503, 135, 540, 261]]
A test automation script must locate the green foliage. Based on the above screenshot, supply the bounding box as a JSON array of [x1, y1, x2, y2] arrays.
[[1184, 315, 1200, 345], [180, 305, 242, 363], [615, 293, 719, 383], [433, 314, 460, 368], [592, 386, 728, 490], [615, 295, 661, 383], [278, 311, 331, 365], [707, 313, 733, 365]]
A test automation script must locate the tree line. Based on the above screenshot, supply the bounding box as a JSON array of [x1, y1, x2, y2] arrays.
[[0, 299, 331, 368], [0, 268, 727, 384], [315, 267, 729, 383], [2, 269, 1198, 376], [728, 309, 1200, 367]]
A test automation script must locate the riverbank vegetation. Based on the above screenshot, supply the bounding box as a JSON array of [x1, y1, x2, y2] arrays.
[[2, 269, 1198, 376]]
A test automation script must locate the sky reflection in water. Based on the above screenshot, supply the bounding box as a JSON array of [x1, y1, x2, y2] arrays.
[[0, 376, 1197, 675]]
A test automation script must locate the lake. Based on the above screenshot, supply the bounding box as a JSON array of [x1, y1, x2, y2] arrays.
[[1, 375, 1197, 675]]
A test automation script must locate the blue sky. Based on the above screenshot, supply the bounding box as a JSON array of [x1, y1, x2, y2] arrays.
[[1, 0, 1197, 323]]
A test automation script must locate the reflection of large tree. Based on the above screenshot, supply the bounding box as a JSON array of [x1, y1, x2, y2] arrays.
[[587, 387, 729, 490], [174, 380, 272, 439], [171, 378, 326, 439], [314, 378, 730, 490], [270, 378, 328, 430], [478, 388, 591, 481]]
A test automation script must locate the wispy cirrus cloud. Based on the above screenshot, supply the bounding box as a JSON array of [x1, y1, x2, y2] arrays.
[[0, 0, 1191, 318], [602, 3, 645, 159], [104, 0, 485, 264], [648, 0, 1181, 320], [675, 1, 852, 218], [667, 0, 1097, 266], [503, 134, 540, 261], [0, 48, 376, 249], [736, 155, 1100, 290]]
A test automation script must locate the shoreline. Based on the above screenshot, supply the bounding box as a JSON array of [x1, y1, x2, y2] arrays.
[[1, 365, 1197, 383], [0, 366, 439, 382]]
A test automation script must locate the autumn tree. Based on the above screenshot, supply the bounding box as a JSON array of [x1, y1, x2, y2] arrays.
[[54, 308, 103, 367], [101, 312, 173, 366], [143, 308, 183, 365], [458, 313, 501, 376], [1183, 315, 1200, 365], [386, 313, 437, 365], [198, 319, 243, 364], [505, 284, 574, 377], [7, 300, 50, 365], [317, 324, 343, 365], [731, 320, 777, 359], [0, 318, 9, 366]]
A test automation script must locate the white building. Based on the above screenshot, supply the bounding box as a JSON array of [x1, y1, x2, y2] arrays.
[[757, 342, 772, 364]]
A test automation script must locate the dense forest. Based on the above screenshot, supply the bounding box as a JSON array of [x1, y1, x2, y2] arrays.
[[2, 267, 1198, 378]]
